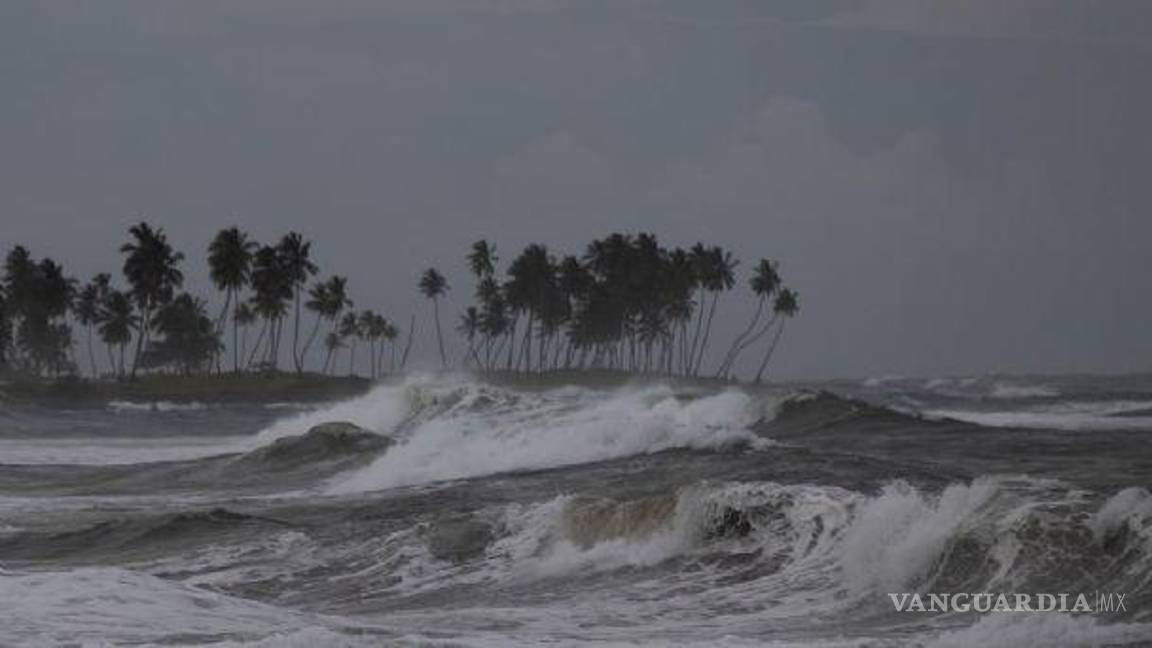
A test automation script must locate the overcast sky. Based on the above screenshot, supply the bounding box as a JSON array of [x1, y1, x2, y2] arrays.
[[2, 1, 1150, 379]]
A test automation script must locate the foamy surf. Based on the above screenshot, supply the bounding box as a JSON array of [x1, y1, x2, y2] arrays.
[[319, 377, 772, 493]]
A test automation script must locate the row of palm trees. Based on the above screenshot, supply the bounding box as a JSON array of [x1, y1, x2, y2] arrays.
[[1, 226, 800, 382], [0, 223, 405, 379], [417, 233, 799, 383]]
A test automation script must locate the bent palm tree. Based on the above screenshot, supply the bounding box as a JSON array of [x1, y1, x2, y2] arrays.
[[419, 268, 449, 368], [753, 288, 799, 384], [717, 259, 781, 378]]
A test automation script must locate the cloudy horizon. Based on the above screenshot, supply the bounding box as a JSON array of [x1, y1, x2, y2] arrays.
[[3, 1, 1150, 379]]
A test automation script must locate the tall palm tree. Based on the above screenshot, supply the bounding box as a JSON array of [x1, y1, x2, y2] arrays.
[[753, 288, 799, 384], [457, 306, 482, 368], [233, 302, 256, 370], [207, 227, 257, 373], [74, 276, 105, 377], [418, 267, 449, 368], [120, 222, 184, 378], [691, 246, 737, 376], [467, 240, 498, 278], [276, 232, 319, 374], [98, 289, 137, 378], [302, 275, 352, 371], [338, 311, 361, 375], [717, 258, 781, 378], [247, 245, 292, 370], [322, 331, 344, 375]]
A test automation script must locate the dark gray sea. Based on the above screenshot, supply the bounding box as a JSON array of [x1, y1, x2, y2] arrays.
[[1, 373, 1150, 646]]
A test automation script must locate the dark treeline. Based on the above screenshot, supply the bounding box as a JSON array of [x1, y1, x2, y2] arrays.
[[0, 226, 798, 383], [440, 233, 798, 383], [0, 223, 398, 380]]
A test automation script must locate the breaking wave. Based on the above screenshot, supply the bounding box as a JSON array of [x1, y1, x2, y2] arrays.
[[316, 376, 772, 493]]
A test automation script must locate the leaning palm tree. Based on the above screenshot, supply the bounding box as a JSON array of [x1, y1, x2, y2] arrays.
[[207, 227, 257, 373], [276, 232, 319, 374], [301, 275, 352, 371], [752, 288, 799, 384], [120, 222, 184, 378], [457, 306, 482, 368], [691, 246, 737, 376], [322, 331, 344, 375], [418, 267, 449, 368], [717, 258, 781, 379], [467, 240, 498, 278]]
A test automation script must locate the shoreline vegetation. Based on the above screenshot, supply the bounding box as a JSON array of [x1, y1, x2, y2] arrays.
[[0, 224, 800, 394]]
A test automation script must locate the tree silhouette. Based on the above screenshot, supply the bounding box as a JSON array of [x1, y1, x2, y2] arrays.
[[716, 259, 781, 379], [207, 227, 257, 373], [247, 245, 292, 370], [302, 275, 352, 372], [276, 232, 319, 374], [752, 288, 799, 384], [418, 268, 449, 368], [120, 223, 184, 378], [142, 293, 222, 375], [98, 289, 137, 378]]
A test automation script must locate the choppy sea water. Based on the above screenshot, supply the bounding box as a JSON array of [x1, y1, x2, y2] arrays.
[[1, 373, 1151, 646]]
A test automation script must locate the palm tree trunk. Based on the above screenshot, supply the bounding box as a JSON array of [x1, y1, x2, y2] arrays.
[[693, 292, 720, 376], [292, 286, 303, 374], [129, 306, 149, 379], [248, 319, 268, 369], [753, 321, 786, 384], [301, 313, 324, 374], [85, 325, 97, 378], [400, 314, 415, 370], [716, 296, 765, 378], [433, 297, 446, 369]]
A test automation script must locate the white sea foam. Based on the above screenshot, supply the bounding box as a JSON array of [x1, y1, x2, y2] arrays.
[[0, 436, 248, 465], [925, 400, 1152, 431], [0, 567, 319, 645], [108, 400, 209, 412], [323, 377, 770, 493], [840, 478, 1000, 593], [926, 613, 1152, 648], [987, 382, 1060, 399]]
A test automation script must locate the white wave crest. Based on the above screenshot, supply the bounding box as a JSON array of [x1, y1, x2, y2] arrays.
[[323, 377, 770, 493], [109, 400, 209, 412], [840, 478, 1001, 593]]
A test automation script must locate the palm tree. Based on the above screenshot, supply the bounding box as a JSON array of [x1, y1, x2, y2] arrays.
[[233, 302, 256, 370], [120, 222, 184, 378], [338, 311, 361, 375], [418, 267, 449, 368], [247, 245, 292, 370], [207, 227, 257, 373], [302, 275, 352, 371], [98, 289, 137, 378], [467, 240, 498, 278], [322, 331, 344, 375], [753, 288, 799, 384], [276, 233, 319, 374], [691, 246, 737, 376], [457, 306, 482, 368], [74, 276, 105, 377], [717, 259, 781, 379]]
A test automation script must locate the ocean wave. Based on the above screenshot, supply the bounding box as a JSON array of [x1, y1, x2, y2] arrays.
[[322, 377, 772, 493]]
